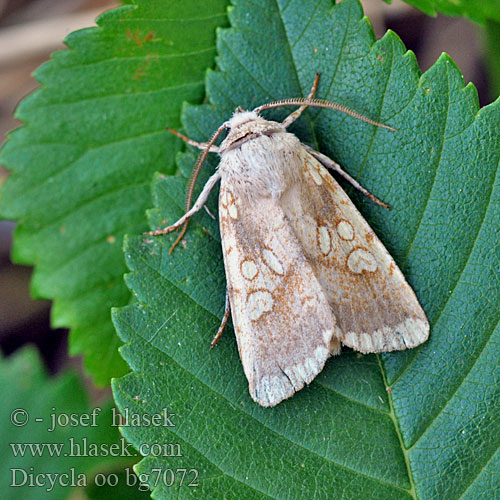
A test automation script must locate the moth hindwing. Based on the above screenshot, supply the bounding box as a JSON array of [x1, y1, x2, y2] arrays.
[[149, 100, 429, 407]]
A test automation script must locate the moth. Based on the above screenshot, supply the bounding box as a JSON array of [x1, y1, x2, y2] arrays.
[[146, 75, 429, 407]]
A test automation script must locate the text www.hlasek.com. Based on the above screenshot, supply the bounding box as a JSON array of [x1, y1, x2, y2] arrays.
[[10, 437, 181, 458]]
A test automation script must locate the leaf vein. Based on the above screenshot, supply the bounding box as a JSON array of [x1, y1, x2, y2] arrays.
[[410, 312, 500, 450]]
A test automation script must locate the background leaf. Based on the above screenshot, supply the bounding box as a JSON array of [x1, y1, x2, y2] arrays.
[[389, 0, 500, 25], [84, 468, 153, 500], [485, 20, 500, 100], [0, 0, 228, 384], [113, 0, 500, 498], [0, 347, 126, 500]]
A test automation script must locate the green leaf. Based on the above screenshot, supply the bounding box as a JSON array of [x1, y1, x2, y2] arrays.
[[85, 468, 153, 500], [0, 0, 228, 384], [0, 347, 125, 500], [392, 0, 500, 25], [113, 0, 500, 498], [485, 20, 500, 100]]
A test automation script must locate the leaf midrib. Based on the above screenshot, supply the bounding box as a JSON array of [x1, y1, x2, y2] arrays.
[[378, 355, 418, 500]]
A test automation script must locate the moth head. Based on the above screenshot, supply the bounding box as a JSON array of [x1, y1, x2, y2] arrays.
[[220, 107, 287, 151]]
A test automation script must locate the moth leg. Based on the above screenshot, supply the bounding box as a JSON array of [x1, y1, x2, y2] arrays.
[[203, 205, 217, 220], [166, 127, 220, 153], [210, 289, 231, 348], [144, 171, 222, 236], [304, 145, 390, 209], [281, 72, 320, 128]]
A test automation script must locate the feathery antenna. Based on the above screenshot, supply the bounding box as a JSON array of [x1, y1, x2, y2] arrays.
[[254, 98, 397, 132]]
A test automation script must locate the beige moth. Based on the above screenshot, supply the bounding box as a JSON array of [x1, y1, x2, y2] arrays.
[[146, 75, 430, 407]]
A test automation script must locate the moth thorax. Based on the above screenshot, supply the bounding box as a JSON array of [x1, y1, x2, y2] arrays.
[[219, 130, 303, 201]]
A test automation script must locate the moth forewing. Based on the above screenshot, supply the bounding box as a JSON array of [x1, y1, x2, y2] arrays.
[[219, 182, 341, 407], [281, 150, 429, 353], [153, 101, 429, 407]]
